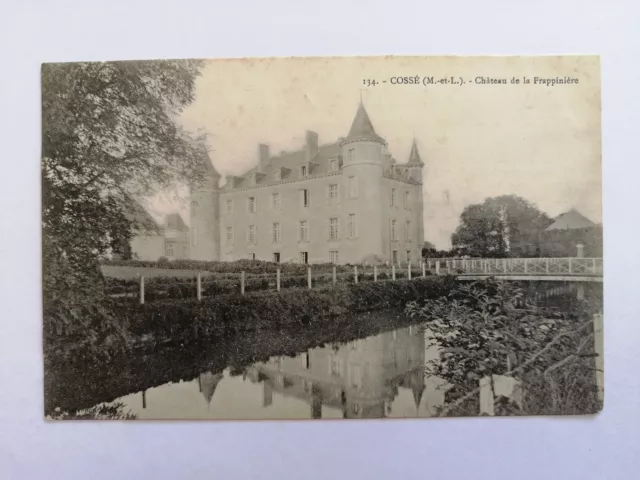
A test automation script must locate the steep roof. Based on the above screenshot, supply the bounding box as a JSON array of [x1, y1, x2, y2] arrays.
[[407, 139, 424, 166], [545, 209, 596, 231], [123, 195, 161, 233], [345, 102, 385, 142], [165, 213, 189, 232]]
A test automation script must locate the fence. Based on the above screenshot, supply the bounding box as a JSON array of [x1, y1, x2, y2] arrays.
[[121, 261, 434, 305], [425, 257, 603, 276]]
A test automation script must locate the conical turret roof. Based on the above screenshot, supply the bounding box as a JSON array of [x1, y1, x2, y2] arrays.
[[407, 139, 424, 166], [345, 102, 385, 143]]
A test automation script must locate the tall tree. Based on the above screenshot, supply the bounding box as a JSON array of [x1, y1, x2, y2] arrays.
[[451, 195, 552, 257], [42, 60, 207, 353]]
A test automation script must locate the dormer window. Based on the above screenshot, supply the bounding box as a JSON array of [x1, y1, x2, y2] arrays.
[[329, 159, 338, 172], [273, 168, 281, 182], [301, 165, 308, 177]]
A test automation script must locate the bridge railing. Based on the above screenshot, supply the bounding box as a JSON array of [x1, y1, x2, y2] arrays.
[[426, 257, 603, 276]]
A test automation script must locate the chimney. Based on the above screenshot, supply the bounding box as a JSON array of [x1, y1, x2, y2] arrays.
[[306, 131, 319, 162], [259, 144, 270, 172]]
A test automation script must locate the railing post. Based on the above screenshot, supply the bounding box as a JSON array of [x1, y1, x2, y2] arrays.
[[422, 262, 426, 278], [392, 265, 396, 280], [240, 271, 245, 295], [545, 258, 549, 274], [435, 262, 440, 276], [308, 267, 312, 289], [569, 258, 573, 274], [276, 268, 281, 292], [407, 262, 412, 280], [502, 258, 507, 273], [197, 273, 202, 301], [139, 275, 145, 305], [374, 265, 378, 282], [524, 259, 528, 274], [354, 265, 358, 284], [332, 265, 336, 286]]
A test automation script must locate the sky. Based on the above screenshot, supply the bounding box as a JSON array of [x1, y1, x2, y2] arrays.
[[147, 56, 601, 250]]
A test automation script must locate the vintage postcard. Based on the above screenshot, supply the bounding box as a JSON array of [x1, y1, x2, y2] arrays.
[[42, 55, 602, 420]]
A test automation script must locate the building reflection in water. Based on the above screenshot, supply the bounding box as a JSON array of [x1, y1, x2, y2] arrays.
[[124, 324, 447, 420]]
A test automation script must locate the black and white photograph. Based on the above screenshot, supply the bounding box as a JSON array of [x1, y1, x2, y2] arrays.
[[42, 55, 603, 420]]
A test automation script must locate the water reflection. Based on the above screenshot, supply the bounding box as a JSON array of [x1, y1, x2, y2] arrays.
[[107, 324, 448, 420]]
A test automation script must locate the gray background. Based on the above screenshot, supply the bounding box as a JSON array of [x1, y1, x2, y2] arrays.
[[0, 0, 638, 478]]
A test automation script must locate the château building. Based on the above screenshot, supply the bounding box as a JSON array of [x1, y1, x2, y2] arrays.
[[190, 102, 426, 265]]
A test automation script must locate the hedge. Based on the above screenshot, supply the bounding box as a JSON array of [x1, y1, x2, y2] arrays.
[[114, 276, 456, 345]]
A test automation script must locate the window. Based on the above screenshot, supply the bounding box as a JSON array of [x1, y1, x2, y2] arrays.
[[272, 192, 280, 211], [391, 188, 396, 207], [192, 227, 198, 246], [405, 220, 411, 241], [404, 191, 410, 209], [392, 250, 398, 264], [272, 222, 281, 244], [301, 189, 309, 208], [273, 252, 280, 263], [300, 251, 308, 264], [248, 196, 256, 214], [191, 201, 198, 218], [329, 218, 339, 241], [248, 225, 256, 244], [226, 226, 233, 244], [299, 220, 309, 242], [329, 184, 339, 204], [166, 243, 174, 257], [330, 356, 342, 376], [249, 253, 256, 260], [300, 352, 310, 370], [348, 148, 354, 162], [330, 250, 339, 264], [391, 219, 397, 241], [226, 199, 233, 215], [347, 214, 356, 238], [348, 176, 358, 198], [407, 250, 411, 262], [301, 165, 308, 177], [329, 159, 338, 172]]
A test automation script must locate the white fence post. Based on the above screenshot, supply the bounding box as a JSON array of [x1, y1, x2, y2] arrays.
[[392, 265, 396, 281], [374, 265, 378, 282], [422, 262, 426, 278], [139, 276, 145, 305], [354, 265, 358, 284], [332, 265, 336, 286], [240, 271, 245, 295], [435, 262, 440, 276], [408, 262, 412, 280], [307, 267, 312, 289], [197, 273, 202, 301], [276, 268, 281, 292]]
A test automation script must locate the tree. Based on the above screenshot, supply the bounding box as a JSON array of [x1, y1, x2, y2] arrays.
[[42, 60, 208, 353], [451, 195, 552, 257]]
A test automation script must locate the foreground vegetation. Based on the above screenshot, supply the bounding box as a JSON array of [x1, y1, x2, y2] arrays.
[[406, 278, 603, 416]]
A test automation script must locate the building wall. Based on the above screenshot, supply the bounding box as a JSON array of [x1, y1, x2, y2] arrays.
[[130, 234, 165, 261], [190, 177, 221, 261]]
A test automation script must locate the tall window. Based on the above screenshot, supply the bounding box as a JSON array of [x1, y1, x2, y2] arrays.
[[301, 165, 308, 177], [166, 243, 174, 257], [301, 189, 309, 208], [405, 220, 411, 241], [391, 219, 397, 241], [330, 250, 339, 264], [392, 250, 398, 264], [272, 222, 281, 244], [391, 188, 396, 207], [226, 199, 233, 215], [348, 148, 354, 162], [192, 227, 198, 247], [329, 184, 338, 204], [347, 214, 356, 238], [329, 218, 339, 241], [300, 252, 308, 264], [226, 226, 233, 244], [273, 252, 280, 263], [272, 192, 280, 211], [299, 220, 309, 242], [248, 196, 256, 214], [330, 355, 342, 376], [248, 225, 256, 244], [406, 250, 411, 262], [329, 159, 338, 172], [249, 253, 256, 260], [404, 191, 410, 209], [191, 201, 198, 218], [348, 176, 358, 198]]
